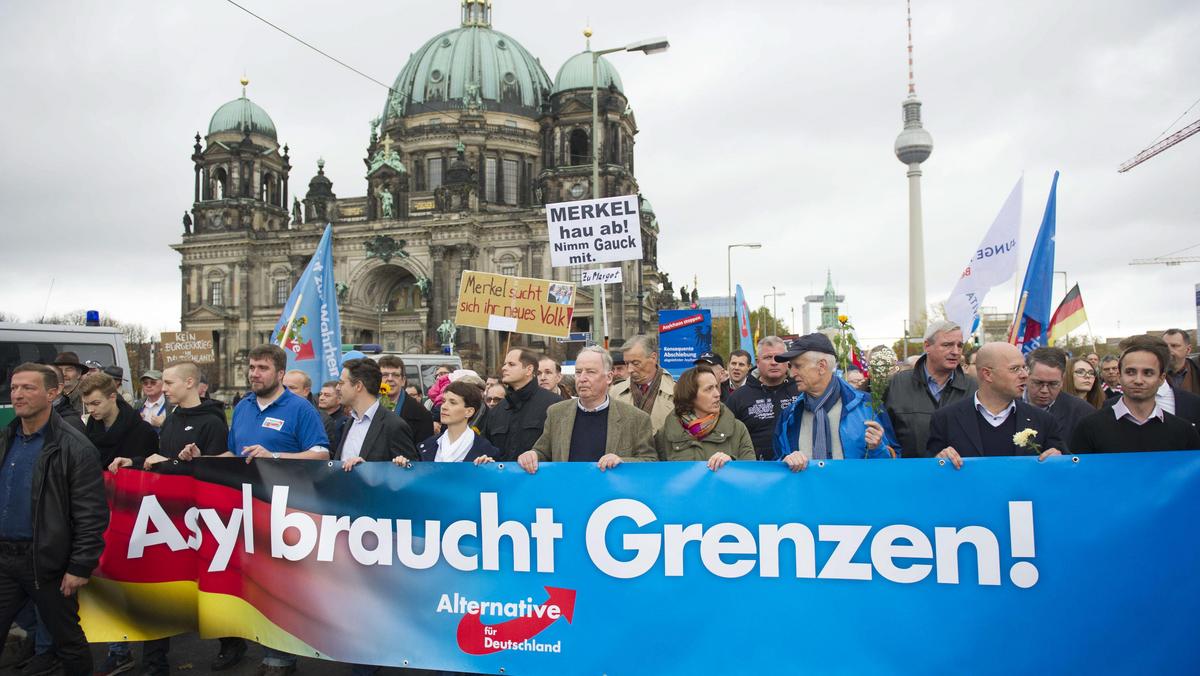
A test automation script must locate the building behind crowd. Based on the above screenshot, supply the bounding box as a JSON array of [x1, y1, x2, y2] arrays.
[[172, 1, 680, 397]]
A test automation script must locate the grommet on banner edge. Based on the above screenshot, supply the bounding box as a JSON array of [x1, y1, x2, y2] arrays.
[[1071, 456, 1079, 463], [497, 463, 505, 470], [938, 459, 946, 466], [817, 460, 825, 468]]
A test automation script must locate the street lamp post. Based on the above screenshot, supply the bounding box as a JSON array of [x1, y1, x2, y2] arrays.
[[727, 242, 761, 353], [590, 31, 668, 347], [762, 290, 785, 339]]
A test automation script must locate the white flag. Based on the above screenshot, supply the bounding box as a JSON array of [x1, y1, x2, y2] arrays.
[[944, 178, 1023, 336]]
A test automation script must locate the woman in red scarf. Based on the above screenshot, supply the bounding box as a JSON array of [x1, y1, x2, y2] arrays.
[[654, 365, 755, 470]]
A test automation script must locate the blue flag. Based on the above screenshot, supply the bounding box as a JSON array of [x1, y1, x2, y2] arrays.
[[273, 224, 342, 386], [1013, 172, 1058, 353], [735, 284, 755, 358]]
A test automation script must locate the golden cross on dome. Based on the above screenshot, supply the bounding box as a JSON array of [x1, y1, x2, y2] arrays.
[[380, 134, 393, 155]]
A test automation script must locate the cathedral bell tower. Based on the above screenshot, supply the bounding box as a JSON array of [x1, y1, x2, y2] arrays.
[[190, 78, 291, 234]]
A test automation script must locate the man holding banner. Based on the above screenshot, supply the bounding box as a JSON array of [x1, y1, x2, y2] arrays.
[[929, 343, 1063, 467], [1071, 337, 1200, 453], [178, 344, 329, 675], [481, 349, 560, 461], [519, 346, 655, 473]]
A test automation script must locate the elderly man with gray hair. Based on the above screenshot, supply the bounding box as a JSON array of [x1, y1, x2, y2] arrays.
[[883, 319, 977, 458], [773, 334, 898, 470], [610, 334, 676, 433], [519, 346, 656, 473]]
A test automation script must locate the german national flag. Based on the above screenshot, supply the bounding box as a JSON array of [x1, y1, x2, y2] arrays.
[[1047, 284, 1087, 346]]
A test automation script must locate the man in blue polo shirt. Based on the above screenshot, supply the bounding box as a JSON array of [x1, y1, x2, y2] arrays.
[[177, 344, 328, 675]]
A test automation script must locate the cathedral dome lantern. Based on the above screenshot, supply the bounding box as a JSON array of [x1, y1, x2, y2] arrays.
[[381, 0, 552, 122]]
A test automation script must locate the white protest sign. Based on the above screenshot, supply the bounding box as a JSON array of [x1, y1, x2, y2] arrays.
[[546, 195, 642, 267], [580, 267, 623, 286]]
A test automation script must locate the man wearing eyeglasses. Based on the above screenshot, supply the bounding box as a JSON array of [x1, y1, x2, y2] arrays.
[[927, 342, 1064, 468], [1023, 347, 1096, 449], [484, 383, 506, 409]]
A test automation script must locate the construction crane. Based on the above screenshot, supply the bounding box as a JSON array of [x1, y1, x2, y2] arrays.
[[1129, 243, 1200, 267], [1118, 105, 1200, 172], [1129, 256, 1200, 266]]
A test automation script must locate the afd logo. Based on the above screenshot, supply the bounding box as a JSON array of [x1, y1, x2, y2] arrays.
[[438, 588, 576, 655]]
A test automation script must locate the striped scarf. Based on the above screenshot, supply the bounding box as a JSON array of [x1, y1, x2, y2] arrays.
[[680, 410, 720, 440]]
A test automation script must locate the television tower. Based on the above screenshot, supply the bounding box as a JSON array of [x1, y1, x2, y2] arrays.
[[894, 0, 933, 332]]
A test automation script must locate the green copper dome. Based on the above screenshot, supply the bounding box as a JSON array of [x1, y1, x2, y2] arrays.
[[554, 51, 623, 94], [208, 95, 277, 140], [383, 18, 552, 120]]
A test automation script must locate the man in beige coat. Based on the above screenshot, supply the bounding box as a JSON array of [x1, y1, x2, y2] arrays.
[[609, 334, 676, 434], [518, 346, 656, 473]]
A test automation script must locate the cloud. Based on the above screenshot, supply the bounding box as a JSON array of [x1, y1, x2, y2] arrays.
[[1, 0, 1197, 345]]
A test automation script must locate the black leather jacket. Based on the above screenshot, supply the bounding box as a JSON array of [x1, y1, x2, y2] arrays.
[[0, 411, 108, 583]]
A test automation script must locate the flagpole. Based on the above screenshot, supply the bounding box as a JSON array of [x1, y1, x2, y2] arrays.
[[278, 291, 304, 348], [1008, 291, 1028, 345]]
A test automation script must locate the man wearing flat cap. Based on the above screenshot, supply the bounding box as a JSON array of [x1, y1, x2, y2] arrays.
[[51, 352, 85, 422], [772, 333, 900, 471]]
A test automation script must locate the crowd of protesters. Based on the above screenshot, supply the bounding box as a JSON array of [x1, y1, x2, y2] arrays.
[[2, 322, 1199, 674]]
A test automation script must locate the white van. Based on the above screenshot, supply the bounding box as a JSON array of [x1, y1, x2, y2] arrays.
[[346, 345, 462, 396], [0, 323, 132, 426]]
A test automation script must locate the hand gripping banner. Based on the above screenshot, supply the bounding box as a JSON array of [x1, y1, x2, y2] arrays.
[[82, 453, 1200, 674]]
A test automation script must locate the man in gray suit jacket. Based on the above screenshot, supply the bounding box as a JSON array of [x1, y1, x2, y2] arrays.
[[335, 358, 418, 470], [518, 346, 656, 473]]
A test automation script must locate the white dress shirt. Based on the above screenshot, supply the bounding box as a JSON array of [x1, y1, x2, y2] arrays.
[[1113, 397, 1165, 426], [1155, 381, 1176, 415], [974, 393, 1016, 428], [341, 400, 380, 461]]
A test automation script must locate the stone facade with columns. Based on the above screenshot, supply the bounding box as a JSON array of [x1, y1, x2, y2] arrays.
[[173, 2, 675, 397]]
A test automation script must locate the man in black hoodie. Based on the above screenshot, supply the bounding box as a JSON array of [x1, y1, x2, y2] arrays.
[[481, 348, 561, 461], [110, 361, 229, 470], [107, 361, 227, 675]]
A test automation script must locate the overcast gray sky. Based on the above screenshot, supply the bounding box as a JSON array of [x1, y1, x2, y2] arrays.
[[1, 0, 1197, 345]]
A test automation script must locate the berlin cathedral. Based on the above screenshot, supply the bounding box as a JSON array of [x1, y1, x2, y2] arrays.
[[174, 0, 676, 395]]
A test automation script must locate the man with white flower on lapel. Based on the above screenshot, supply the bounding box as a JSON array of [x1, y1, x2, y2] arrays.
[[927, 342, 1064, 469]]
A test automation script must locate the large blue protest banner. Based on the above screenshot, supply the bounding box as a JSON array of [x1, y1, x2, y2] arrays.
[[85, 452, 1200, 675], [658, 308, 712, 378]]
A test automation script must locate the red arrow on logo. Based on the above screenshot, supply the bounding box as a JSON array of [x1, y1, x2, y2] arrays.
[[455, 586, 576, 655]]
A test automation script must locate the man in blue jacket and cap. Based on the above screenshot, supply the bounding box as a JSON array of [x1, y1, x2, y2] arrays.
[[773, 333, 899, 471]]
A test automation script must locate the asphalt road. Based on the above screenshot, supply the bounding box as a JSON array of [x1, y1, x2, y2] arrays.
[[1, 632, 451, 675]]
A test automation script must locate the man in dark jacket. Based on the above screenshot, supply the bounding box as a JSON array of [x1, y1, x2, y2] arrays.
[[1163, 329, 1200, 395], [884, 320, 977, 458], [1024, 347, 1096, 449], [481, 348, 561, 461], [726, 337, 799, 459], [51, 352, 85, 417], [336, 358, 418, 469], [79, 371, 158, 468], [0, 362, 108, 676], [928, 343, 1064, 467], [378, 355, 435, 445]]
